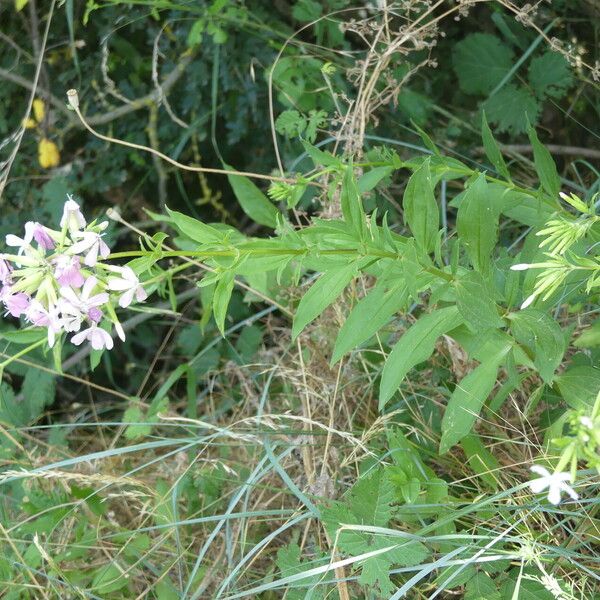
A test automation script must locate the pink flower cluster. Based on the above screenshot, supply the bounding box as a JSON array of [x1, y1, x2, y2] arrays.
[[0, 197, 147, 351]]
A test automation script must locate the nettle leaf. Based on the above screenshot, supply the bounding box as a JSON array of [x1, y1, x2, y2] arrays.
[[455, 271, 504, 332], [22, 369, 56, 423], [292, 0, 322, 21], [529, 51, 573, 100], [482, 85, 540, 135], [331, 280, 409, 365], [403, 158, 439, 253], [321, 469, 430, 596], [481, 111, 510, 181], [509, 309, 565, 383], [166, 207, 224, 245], [292, 261, 360, 340], [225, 166, 280, 228], [453, 33, 514, 95], [555, 365, 600, 410], [527, 127, 561, 198], [465, 571, 500, 600], [275, 109, 306, 138], [456, 174, 498, 274], [440, 340, 511, 453], [379, 306, 464, 409]]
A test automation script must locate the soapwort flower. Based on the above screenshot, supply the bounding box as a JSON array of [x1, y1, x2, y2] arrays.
[[0, 198, 148, 352]]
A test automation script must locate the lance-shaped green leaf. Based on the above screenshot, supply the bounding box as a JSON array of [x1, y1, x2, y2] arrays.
[[212, 270, 235, 335], [456, 174, 498, 273], [508, 308, 565, 383], [439, 341, 511, 453], [481, 111, 510, 181], [331, 281, 409, 365], [403, 158, 439, 253], [292, 262, 359, 340], [379, 306, 464, 409], [454, 271, 504, 332], [340, 166, 367, 239], [225, 165, 280, 228], [166, 207, 224, 244], [527, 126, 560, 199]]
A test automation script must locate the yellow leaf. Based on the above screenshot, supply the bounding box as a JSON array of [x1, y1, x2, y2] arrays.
[[38, 139, 60, 169], [33, 98, 45, 123], [15, 0, 29, 11], [23, 117, 37, 129]]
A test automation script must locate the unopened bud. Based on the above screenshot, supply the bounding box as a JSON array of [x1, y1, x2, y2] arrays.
[[66, 89, 79, 110]]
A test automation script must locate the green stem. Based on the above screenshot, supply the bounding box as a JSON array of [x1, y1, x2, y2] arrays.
[[0, 337, 47, 371]]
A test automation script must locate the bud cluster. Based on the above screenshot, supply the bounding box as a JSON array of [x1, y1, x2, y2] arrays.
[[0, 197, 147, 351]]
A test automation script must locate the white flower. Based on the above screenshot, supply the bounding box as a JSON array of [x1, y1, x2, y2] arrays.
[[60, 197, 86, 232], [529, 465, 578, 505], [71, 324, 114, 350], [520, 293, 537, 310], [26, 300, 63, 347], [5, 221, 35, 257], [107, 266, 147, 308], [57, 298, 84, 332], [60, 276, 109, 314], [69, 231, 110, 266]]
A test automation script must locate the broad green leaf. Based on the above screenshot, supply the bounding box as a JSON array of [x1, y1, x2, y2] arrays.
[[573, 318, 600, 348], [403, 158, 439, 253], [166, 207, 224, 244], [500, 569, 554, 600], [0, 382, 28, 427], [379, 306, 464, 409], [483, 85, 540, 135], [509, 309, 565, 383], [527, 127, 560, 198], [91, 564, 129, 594], [452, 33, 514, 95], [454, 271, 504, 331], [465, 571, 500, 600], [440, 341, 511, 453], [555, 365, 600, 410], [528, 51, 573, 100], [225, 166, 280, 228], [22, 369, 56, 423], [292, 262, 359, 340], [0, 328, 47, 345], [456, 174, 498, 273], [331, 281, 408, 365], [481, 111, 510, 181], [358, 166, 394, 193], [212, 270, 235, 335], [460, 433, 500, 491]]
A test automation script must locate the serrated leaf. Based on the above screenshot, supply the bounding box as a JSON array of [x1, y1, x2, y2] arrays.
[[225, 166, 280, 228], [440, 342, 510, 453], [483, 85, 540, 135], [465, 571, 500, 600], [331, 281, 408, 365], [529, 51, 573, 100], [527, 127, 560, 198], [481, 111, 510, 181], [275, 109, 306, 138], [456, 174, 498, 274], [292, 262, 359, 340], [305, 109, 327, 143], [509, 309, 565, 383], [453, 33, 514, 95], [22, 369, 56, 423], [455, 271, 504, 331], [379, 306, 464, 409], [403, 158, 439, 253]]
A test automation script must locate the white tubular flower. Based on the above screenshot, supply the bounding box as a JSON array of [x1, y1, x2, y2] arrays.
[[529, 465, 579, 505], [71, 324, 114, 350], [6, 221, 35, 256], [520, 293, 538, 310], [60, 276, 109, 313], [511, 263, 531, 271], [60, 197, 86, 232], [69, 231, 110, 266], [107, 266, 147, 308]]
